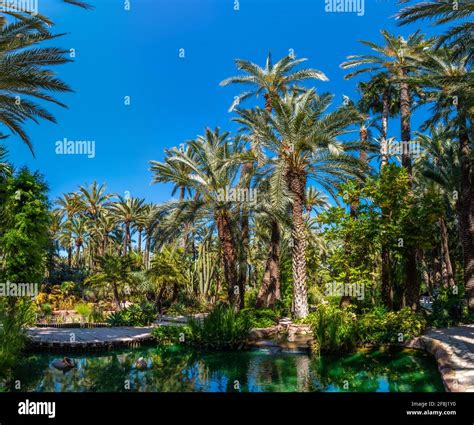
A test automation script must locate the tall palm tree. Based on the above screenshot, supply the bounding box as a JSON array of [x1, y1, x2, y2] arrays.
[[151, 128, 246, 309], [414, 49, 474, 310], [241, 90, 364, 318], [55, 192, 81, 221], [220, 52, 328, 112], [222, 53, 330, 298], [414, 125, 460, 288], [65, 217, 88, 267], [110, 196, 146, 256], [78, 181, 112, 221], [341, 30, 435, 311]]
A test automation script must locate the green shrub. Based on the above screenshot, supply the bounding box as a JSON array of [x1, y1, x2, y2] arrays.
[[302, 304, 357, 353], [356, 306, 390, 344], [106, 303, 157, 327], [386, 307, 426, 342], [429, 286, 466, 328], [40, 303, 53, 317], [152, 325, 193, 345], [75, 303, 92, 321], [239, 308, 279, 328], [106, 310, 128, 326], [357, 306, 426, 344], [188, 304, 251, 350]]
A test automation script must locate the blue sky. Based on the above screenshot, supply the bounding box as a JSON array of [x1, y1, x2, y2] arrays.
[[6, 0, 441, 204]]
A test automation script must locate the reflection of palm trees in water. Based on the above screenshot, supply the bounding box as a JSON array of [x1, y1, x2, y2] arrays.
[[295, 355, 312, 392]]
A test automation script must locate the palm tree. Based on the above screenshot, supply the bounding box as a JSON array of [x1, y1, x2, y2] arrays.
[[0, 18, 74, 154], [341, 30, 435, 311], [151, 128, 246, 309], [55, 192, 81, 221], [78, 181, 112, 221], [414, 49, 474, 310], [87, 254, 134, 310], [66, 217, 88, 267], [414, 125, 460, 288], [220, 52, 328, 112], [241, 90, 364, 318], [110, 196, 146, 256], [341, 30, 434, 174], [397, 0, 473, 59]]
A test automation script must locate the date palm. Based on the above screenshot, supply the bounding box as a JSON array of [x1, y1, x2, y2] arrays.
[[220, 52, 328, 112], [78, 181, 112, 221], [0, 18, 74, 154], [341, 30, 435, 310], [414, 49, 474, 310], [240, 90, 364, 318], [151, 128, 246, 309], [414, 126, 460, 288], [110, 196, 145, 256]]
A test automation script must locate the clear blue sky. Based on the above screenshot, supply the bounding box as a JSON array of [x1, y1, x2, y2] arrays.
[[6, 0, 440, 204]]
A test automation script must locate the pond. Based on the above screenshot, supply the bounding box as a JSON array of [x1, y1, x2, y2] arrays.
[[12, 346, 444, 392]]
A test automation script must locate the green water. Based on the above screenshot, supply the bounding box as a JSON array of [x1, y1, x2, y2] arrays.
[[12, 346, 444, 392]]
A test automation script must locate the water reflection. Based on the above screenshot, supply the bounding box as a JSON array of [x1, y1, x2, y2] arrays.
[[12, 346, 444, 392]]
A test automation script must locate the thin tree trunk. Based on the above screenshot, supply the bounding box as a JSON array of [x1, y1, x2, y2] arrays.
[[380, 87, 392, 309], [216, 211, 239, 309], [138, 229, 142, 254], [287, 170, 309, 319], [67, 247, 72, 268], [439, 217, 455, 288], [457, 108, 474, 310], [256, 219, 281, 308], [237, 162, 252, 311], [144, 235, 150, 270], [381, 87, 389, 168], [400, 76, 418, 311]]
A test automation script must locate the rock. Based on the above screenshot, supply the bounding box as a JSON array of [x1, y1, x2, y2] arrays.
[[135, 357, 148, 370], [52, 357, 75, 371]]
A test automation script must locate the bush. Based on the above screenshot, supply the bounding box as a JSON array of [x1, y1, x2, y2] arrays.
[[357, 306, 426, 344], [75, 303, 92, 321], [106, 310, 128, 326], [188, 304, 251, 350], [429, 286, 466, 328], [106, 303, 157, 327], [152, 325, 193, 345], [40, 303, 53, 317], [303, 303, 357, 353], [239, 308, 279, 328]]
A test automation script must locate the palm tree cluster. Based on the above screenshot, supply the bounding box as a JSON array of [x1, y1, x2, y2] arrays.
[[53, 182, 152, 270], [145, 0, 473, 318]]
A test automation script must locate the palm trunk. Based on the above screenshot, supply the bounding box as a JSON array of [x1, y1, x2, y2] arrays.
[[123, 222, 129, 255], [256, 219, 281, 308], [67, 247, 72, 268], [138, 229, 142, 254], [400, 76, 418, 311], [439, 217, 455, 288], [381, 87, 392, 309], [237, 162, 252, 311], [457, 108, 474, 310], [112, 282, 122, 310], [287, 170, 309, 319], [216, 211, 239, 309], [381, 87, 389, 168], [144, 235, 151, 270]]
